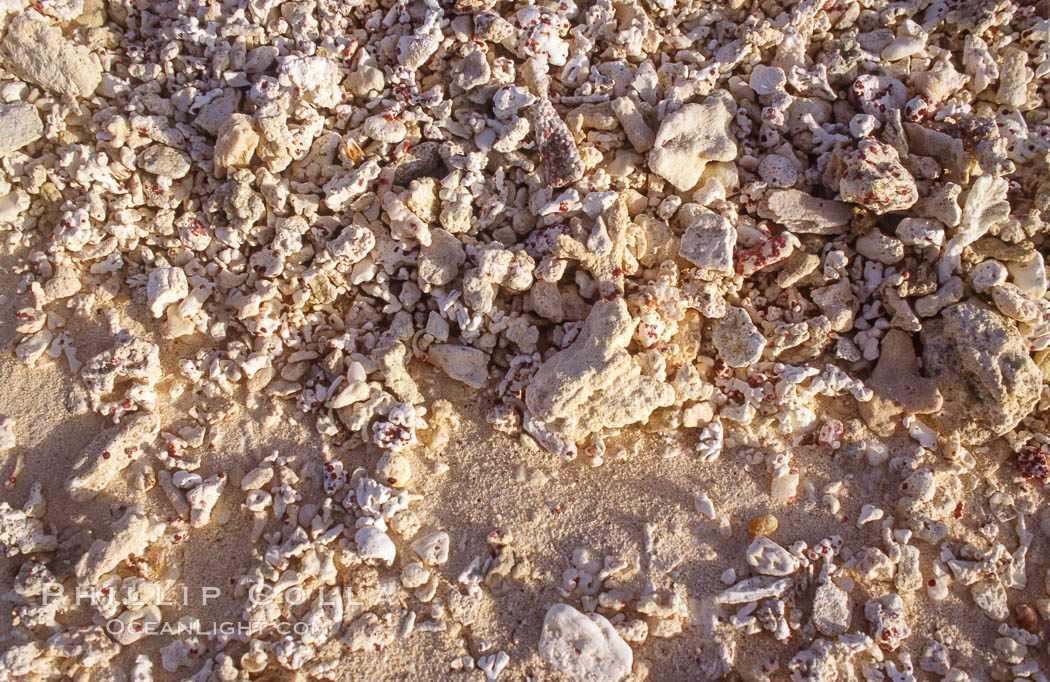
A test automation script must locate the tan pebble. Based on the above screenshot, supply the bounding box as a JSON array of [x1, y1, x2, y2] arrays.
[[247, 366, 275, 392], [748, 514, 778, 538], [376, 452, 412, 488]]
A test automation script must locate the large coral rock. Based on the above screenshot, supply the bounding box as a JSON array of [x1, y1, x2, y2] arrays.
[[524, 299, 674, 457], [648, 92, 737, 192], [539, 604, 632, 682], [859, 330, 942, 436], [0, 12, 101, 100], [920, 301, 1041, 444], [838, 139, 918, 214]]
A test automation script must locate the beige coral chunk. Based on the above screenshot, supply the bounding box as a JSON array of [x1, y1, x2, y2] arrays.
[[610, 96, 654, 153], [913, 59, 969, 103], [377, 342, 424, 403], [213, 113, 260, 173], [810, 279, 857, 333], [858, 330, 942, 437], [41, 265, 83, 304], [0, 102, 43, 154], [418, 228, 466, 288], [66, 413, 160, 501], [75, 506, 166, 586], [196, 90, 240, 136], [921, 301, 1042, 444], [757, 190, 852, 234], [147, 267, 188, 318], [529, 280, 565, 323], [996, 46, 1030, 109], [525, 299, 636, 423], [904, 122, 970, 183], [648, 92, 737, 192], [678, 212, 736, 276], [186, 474, 226, 528], [572, 368, 676, 439], [539, 604, 632, 682], [46, 626, 121, 669], [74, 0, 107, 28], [0, 501, 57, 558], [524, 298, 674, 450], [0, 12, 101, 100], [551, 197, 631, 299], [138, 144, 191, 179], [713, 306, 766, 367], [427, 344, 490, 389]]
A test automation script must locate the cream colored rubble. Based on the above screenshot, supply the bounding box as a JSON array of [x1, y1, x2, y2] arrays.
[[66, 412, 159, 500], [1, 0, 1050, 679], [75, 506, 165, 586]]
